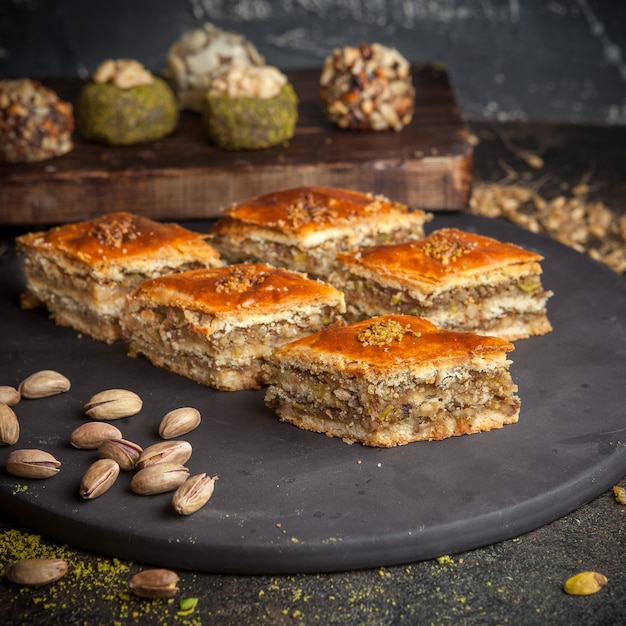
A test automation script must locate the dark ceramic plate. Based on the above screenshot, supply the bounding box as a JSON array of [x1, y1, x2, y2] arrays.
[[1, 213, 625, 575]]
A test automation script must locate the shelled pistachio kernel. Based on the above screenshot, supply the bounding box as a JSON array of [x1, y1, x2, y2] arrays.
[[84, 389, 142, 420], [5, 558, 68, 586], [0, 402, 20, 446], [129, 568, 180, 599], [172, 473, 218, 515], [5, 448, 61, 478], [18, 370, 70, 399], [0, 385, 20, 407], [158, 407, 201, 439], [70, 421, 123, 449], [80, 458, 120, 499], [563, 571, 608, 596]]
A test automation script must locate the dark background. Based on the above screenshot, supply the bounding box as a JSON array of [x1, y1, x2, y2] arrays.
[[1, 0, 625, 124]]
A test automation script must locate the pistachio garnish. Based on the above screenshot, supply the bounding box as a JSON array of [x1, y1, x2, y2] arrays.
[[18, 370, 71, 399], [70, 421, 123, 449], [5, 558, 68, 586], [80, 458, 120, 499], [130, 462, 189, 496], [135, 440, 192, 470], [0, 402, 20, 446], [0, 385, 20, 407], [172, 473, 218, 515], [158, 407, 201, 439], [128, 568, 180, 599], [97, 438, 143, 471], [563, 571, 608, 596], [84, 389, 143, 420], [5, 448, 61, 478]]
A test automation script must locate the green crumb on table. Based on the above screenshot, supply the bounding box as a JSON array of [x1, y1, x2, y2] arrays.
[[201, 83, 298, 150], [75, 77, 179, 145]]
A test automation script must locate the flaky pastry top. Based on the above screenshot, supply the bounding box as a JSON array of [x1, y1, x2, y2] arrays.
[[273, 314, 514, 372], [128, 263, 345, 315], [336, 228, 544, 287], [17, 212, 220, 267], [214, 186, 425, 236]]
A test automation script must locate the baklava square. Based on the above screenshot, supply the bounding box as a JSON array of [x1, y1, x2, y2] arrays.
[[265, 315, 520, 447], [209, 186, 432, 279], [121, 263, 346, 391], [330, 228, 553, 341], [16, 212, 222, 343]]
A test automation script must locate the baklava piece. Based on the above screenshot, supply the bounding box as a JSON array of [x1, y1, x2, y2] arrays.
[[16, 212, 222, 343], [120, 263, 346, 391], [209, 186, 432, 278], [331, 228, 553, 341], [265, 315, 520, 447]]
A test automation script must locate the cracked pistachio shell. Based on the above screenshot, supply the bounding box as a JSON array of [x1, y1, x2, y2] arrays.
[[80, 458, 120, 499], [70, 421, 123, 449], [130, 462, 189, 495], [158, 407, 201, 439], [172, 473, 218, 515], [0, 402, 20, 446], [5, 448, 61, 478], [5, 558, 68, 586], [0, 385, 20, 407], [18, 370, 71, 399], [97, 438, 143, 471], [129, 568, 180, 599], [84, 389, 142, 420], [135, 440, 192, 470]]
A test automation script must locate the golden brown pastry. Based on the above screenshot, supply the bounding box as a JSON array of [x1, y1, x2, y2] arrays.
[[121, 263, 346, 391], [330, 228, 553, 340], [16, 212, 222, 343], [209, 186, 432, 278], [265, 314, 520, 447]]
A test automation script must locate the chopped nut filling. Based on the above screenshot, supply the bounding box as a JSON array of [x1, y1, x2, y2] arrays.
[[357, 318, 421, 346], [214, 266, 267, 294], [88, 216, 140, 248], [422, 231, 474, 265]]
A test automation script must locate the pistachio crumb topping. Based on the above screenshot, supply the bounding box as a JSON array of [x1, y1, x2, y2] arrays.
[[357, 318, 421, 346], [422, 231, 473, 265], [284, 193, 340, 227], [215, 266, 267, 294], [88, 216, 140, 248]]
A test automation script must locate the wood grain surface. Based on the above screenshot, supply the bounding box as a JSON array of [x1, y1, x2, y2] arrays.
[[0, 66, 473, 225]]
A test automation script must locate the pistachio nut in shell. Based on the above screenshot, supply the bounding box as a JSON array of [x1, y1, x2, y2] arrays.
[[80, 458, 120, 499], [5, 558, 68, 587], [563, 571, 608, 596], [130, 462, 189, 496], [70, 421, 123, 449], [97, 438, 143, 471], [5, 448, 61, 478], [172, 473, 218, 515], [18, 370, 71, 399], [0, 402, 20, 446], [129, 568, 180, 599], [84, 389, 143, 420], [158, 407, 201, 439], [135, 440, 192, 470], [0, 385, 20, 407]]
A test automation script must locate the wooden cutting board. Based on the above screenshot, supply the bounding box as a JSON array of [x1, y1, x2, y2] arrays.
[[0, 66, 473, 226]]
